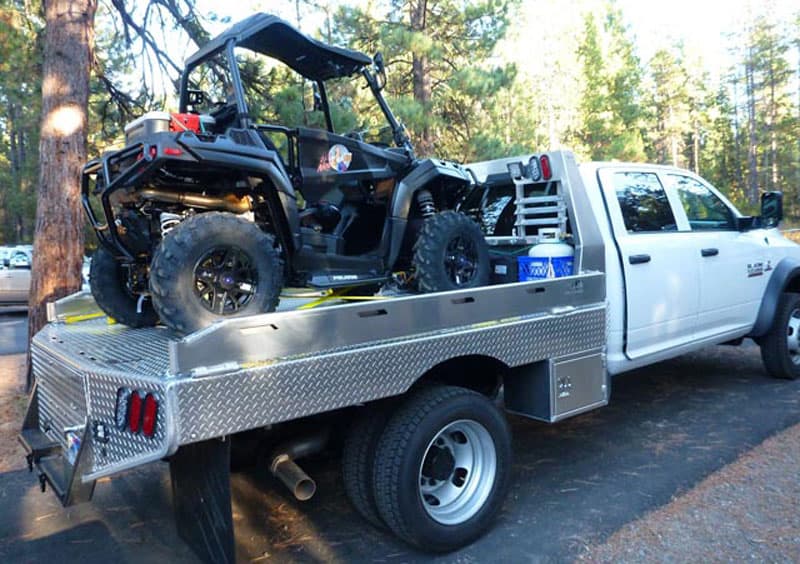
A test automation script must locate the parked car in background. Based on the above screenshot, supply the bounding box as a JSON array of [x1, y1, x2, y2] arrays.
[[0, 247, 31, 305], [8, 247, 32, 269]]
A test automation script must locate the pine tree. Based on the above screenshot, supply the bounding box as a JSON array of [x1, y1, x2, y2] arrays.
[[642, 47, 692, 167], [576, 3, 645, 161], [733, 15, 796, 209], [0, 2, 42, 243], [332, 0, 516, 160]]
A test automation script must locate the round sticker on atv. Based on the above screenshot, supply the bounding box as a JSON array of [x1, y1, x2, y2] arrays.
[[328, 144, 352, 172]]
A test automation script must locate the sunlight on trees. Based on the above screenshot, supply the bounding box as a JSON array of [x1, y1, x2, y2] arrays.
[[1, 0, 800, 244]]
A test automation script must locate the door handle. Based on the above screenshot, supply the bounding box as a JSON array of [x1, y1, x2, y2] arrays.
[[628, 254, 651, 265], [701, 248, 719, 257]]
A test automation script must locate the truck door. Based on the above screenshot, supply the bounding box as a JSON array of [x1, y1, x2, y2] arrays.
[[660, 173, 767, 338], [598, 168, 699, 359]]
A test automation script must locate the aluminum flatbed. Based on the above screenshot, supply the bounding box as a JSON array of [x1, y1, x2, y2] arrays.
[[21, 149, 611, 561]]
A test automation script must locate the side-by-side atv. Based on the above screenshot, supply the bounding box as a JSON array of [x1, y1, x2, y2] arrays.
[[82, 13, 489, 333]]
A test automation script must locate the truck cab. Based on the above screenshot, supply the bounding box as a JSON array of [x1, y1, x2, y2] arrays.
[[580, 162, 797, 374]]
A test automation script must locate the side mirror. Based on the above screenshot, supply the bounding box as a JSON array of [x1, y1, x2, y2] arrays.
[[761, 191, 783, 228], [373, 52, 387, 90]]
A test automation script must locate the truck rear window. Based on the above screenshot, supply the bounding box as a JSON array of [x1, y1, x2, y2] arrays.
[[612, 172, 677, 233]]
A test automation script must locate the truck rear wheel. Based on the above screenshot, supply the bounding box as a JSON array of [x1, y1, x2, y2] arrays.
[[90, 246, 158, 328], [760, 292, 800, 380], [341, 406, 391, 529], [149, 212, 283, 334], [413, 211, 490, 293], [373, 385, 511, 552]]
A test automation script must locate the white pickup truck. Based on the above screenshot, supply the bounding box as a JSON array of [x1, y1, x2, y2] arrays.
[[577, 161, 796, 379], [20, 150, 798, 562]]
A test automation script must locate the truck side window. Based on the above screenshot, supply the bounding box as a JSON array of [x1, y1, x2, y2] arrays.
[[664, 174, 734, 231], [612, 172, 677, 233]]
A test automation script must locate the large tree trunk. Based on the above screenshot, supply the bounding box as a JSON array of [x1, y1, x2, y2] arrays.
[[410, 0, 433, 156], [27, 0, 98, 390]]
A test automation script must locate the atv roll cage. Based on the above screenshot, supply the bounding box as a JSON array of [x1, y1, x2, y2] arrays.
[[177, 14, 413, 153]]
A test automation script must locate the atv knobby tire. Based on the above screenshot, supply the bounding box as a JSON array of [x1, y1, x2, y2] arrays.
[[413, 211, 490, 293], [149, 212, 283, 334], [90, 246, 159, 328]]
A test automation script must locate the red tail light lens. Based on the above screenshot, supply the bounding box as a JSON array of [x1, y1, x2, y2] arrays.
[[128, 391, 143, 433], [141, 394, 158, 437], [115, 387, 159, 437], [163, 147, 183, 157], [540, 154, 552, 180]]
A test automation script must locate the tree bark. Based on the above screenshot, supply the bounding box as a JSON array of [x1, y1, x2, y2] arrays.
[[410, 0, 433, 156], [745, 56, 758, 206], [27, 0, 98, 390]]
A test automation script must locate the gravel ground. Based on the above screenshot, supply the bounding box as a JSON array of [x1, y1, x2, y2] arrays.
[[2, 347, 799, 560], [579, 421, 800, 562], [0, 353, 26, 473]]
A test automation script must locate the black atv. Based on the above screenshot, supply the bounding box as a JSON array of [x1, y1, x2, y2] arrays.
[[82, 13, 489, 334]]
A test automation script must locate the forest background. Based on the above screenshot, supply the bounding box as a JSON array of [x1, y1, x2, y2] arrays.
[[1, 0, 799, 245]]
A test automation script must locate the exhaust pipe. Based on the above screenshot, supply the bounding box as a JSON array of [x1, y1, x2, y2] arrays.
[[136, 188, 252, 213], [270, 454, 316, 501], [268, 430, 329, 501]]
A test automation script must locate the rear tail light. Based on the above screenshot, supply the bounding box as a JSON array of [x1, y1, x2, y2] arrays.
[[128, 391, 143, 433], [115, 388, 159, 438], [141, 394, 158, 437], [540, 154, 552, 180]]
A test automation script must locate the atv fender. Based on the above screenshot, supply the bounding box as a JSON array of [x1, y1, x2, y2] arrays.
[[386, 159, 472, 269], [180, 131, 301, 252], [389, 159, 472, 220]]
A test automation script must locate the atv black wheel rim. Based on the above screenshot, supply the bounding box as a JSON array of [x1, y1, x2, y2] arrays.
[[444, 235, 478, 286], [193, 246, 258, 315]]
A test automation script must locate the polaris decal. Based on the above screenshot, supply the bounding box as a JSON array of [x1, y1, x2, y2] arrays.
[[317, 144, 352, 173]]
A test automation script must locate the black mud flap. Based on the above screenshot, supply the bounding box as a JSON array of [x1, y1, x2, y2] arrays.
[[170, 437, 235, 564]]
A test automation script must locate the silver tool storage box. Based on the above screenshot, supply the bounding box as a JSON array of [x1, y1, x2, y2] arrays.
[[124, 111, 172, 144]]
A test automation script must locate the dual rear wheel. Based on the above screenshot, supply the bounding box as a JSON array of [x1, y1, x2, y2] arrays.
[[342, 385, 511, 552]]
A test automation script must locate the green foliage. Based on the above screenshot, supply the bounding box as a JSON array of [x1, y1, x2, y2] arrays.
[[2, 0, 800, 237], [332, 0, 518, 160], [726, 14, 799, 211], [575, 4, 645, 162], [0, 1, 42, 244]]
